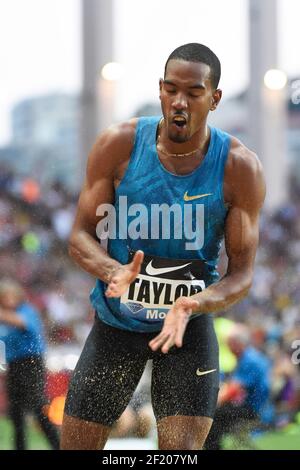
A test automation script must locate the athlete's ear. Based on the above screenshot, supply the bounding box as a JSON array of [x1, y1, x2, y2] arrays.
[[159, 78, 163, 100], [210, 89, 222, 111]]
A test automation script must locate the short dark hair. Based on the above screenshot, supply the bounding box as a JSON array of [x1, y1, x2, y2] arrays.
[[165, 43, 221, 89]]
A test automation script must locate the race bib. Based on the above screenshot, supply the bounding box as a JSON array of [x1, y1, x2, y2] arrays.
[[120, 251, 210, 323]]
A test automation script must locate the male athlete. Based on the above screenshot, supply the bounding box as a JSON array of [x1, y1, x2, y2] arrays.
[[61, 43, 265, 450]]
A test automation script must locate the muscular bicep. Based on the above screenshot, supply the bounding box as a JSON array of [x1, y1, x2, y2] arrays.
[[71, 136, 115, 239], [224, 146, 266, 276], [225, 206, 259, 274], [71, 121, 136, 239], [72, 177, 114, 239]]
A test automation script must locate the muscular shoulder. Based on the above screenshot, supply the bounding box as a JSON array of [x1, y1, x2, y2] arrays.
[[86, 118, 138, 182], [224, 136, 265, 210], [226, 137, 262, 179]]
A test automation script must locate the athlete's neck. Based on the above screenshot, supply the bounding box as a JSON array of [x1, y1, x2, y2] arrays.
[[158, 119, 210, 157]]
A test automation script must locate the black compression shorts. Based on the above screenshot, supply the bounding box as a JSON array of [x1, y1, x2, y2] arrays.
[[64, 314, 219, 426]]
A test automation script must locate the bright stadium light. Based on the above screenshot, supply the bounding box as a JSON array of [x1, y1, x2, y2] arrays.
[[101, 62, 123, 81], [264, 69, 287, 90]]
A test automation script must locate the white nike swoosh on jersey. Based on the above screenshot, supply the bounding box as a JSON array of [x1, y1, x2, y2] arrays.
[[196, 368, 217, 377], [145, 260, 192, 276]]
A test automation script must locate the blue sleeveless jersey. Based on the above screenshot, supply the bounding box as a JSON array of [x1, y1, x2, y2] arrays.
[[90, 116, 231, 332]]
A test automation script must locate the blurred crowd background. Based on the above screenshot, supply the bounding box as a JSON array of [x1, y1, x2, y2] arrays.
[[1, 0, 300, 450]]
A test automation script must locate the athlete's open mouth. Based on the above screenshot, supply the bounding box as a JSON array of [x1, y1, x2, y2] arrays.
[[172, 116, 187, 128]]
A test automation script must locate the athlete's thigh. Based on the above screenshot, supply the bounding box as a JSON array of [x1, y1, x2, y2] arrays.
[[64, 316, 148, 431], [152, 314, 219, 423], [60, 414, 111, 450], [157, 415, 213, 450]]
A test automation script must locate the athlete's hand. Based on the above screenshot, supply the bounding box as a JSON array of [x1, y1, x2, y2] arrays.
[[105, 250, 144, 298], [149, 297, 199, 354]]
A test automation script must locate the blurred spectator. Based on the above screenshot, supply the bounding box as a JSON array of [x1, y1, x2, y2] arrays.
[[111, 403, 154, 439], [0, 279, 59, 450], [205, 324, 273, 450]]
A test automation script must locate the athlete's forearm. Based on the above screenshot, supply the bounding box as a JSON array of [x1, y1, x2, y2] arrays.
[[191, 271, 252, 315], [0, 309, 26, 329], [68, 230, 121, 283]]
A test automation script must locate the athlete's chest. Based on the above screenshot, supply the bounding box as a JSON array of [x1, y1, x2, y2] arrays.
[[156, 150, 206, 175], [113, 153, 203, 192]]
